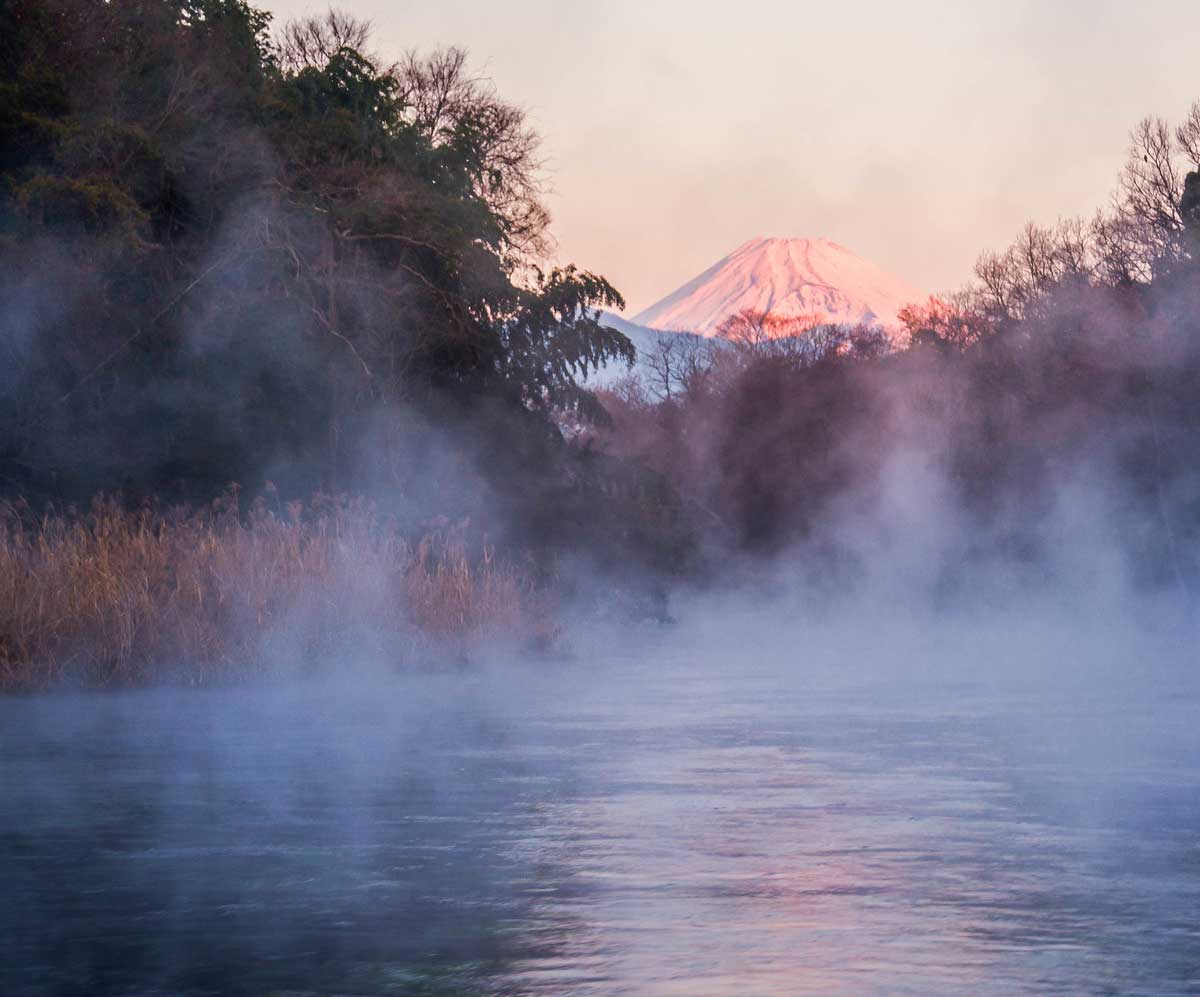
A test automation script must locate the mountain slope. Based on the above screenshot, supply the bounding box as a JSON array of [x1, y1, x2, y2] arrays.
[[632, 237, 924, 336], [584, 312, 706, 389]]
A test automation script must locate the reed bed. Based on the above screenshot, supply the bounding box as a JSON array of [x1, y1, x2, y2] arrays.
[[0, 494, 547, 691]]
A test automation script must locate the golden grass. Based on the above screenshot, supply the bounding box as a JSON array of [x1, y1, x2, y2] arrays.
[[0, 493, 549, 691]]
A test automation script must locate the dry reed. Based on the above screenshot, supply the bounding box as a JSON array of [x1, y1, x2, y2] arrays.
[[0, 493, 548, 691]]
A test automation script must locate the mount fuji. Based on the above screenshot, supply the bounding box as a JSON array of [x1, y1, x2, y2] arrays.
[[632, 237, 924, 337]]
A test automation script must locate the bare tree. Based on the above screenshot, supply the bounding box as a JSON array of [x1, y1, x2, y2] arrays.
[[716, 309, 825, 358], [717, 309, 774, 356], [1090, 208, 1155, 285], [274, 14, 549, 261], [275, 9, 373, 72], [967, 102, 1200, 314], [396, 48, 549, 257], [644, 332, 710, 402], [972, 248, 1024, 320], [898, 293, 989, 349], [1115, 115, 1187, 270], [970, 217, 1099, 322], [1052, 217, 1094, 278], [1175, 99, 1200, 171]]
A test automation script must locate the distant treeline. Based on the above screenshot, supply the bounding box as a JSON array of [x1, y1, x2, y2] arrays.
[[596, 111, 1200, 597]]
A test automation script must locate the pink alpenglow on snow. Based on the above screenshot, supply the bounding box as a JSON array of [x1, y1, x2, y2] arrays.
[[633, 237, 925, 337]]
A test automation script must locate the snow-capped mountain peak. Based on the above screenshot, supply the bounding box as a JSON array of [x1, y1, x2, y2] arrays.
[[632, 237, 923, 337]]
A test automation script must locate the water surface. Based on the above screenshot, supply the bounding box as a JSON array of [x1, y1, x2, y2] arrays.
[[2, 637, 1198, 994]]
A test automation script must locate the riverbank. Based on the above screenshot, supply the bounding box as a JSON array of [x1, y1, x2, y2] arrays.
[[0, 494, 550, 692]]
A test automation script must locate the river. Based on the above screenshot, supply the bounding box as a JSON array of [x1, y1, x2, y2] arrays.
[[2, 620, 1198, 995]]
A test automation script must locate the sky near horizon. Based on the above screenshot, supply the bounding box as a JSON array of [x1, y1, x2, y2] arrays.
[[267, 0, 1200, 314]]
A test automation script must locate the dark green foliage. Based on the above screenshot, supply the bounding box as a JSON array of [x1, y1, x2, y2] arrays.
[[499, 266, 632, 424], [1182, 171, 1200, 248], [0, 0, 635, 534]]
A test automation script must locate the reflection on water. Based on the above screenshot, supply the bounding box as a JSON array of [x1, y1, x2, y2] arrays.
[[2, 653, 1199, 995]]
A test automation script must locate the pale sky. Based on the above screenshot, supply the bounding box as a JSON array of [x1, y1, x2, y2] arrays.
[[268, 0, 1200, 314]]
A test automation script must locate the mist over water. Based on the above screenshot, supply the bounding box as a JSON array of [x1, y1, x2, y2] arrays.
[[4, 5, 1200, 994], [4, 591, 1198, 996]]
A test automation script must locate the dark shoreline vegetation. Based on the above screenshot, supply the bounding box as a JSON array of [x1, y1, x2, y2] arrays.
[[2, 1, 1200, 690]]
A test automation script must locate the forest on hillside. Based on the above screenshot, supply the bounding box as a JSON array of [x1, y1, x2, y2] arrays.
[[2, 0, 1199, 687]]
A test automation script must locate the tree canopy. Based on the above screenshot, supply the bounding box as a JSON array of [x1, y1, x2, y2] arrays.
[[0, 0, 633, 501]]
